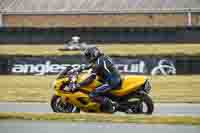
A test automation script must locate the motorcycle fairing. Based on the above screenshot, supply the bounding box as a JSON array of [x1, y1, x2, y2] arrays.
[[54, 78, 69, 91], [55, 90, 101, 112], [110, 75, 147, 96]]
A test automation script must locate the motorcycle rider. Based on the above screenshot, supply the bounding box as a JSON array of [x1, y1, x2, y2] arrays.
[[70, 47, 122, 113]]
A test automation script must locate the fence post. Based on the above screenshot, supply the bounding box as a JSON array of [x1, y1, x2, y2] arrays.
[[187, 9, 192, 27], [0, 13, 2, 27]]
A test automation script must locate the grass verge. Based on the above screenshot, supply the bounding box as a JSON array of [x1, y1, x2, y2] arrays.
[[1, 44, 200, 56], [0, 112, 200, 125], [0, 75, 200, 103]]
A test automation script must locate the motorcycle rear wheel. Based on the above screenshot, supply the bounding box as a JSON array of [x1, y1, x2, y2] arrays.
[[50, 95, 80, 113], [126, 93, 154, 115]]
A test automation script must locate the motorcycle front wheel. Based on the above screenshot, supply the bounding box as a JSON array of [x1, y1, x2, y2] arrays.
[[50, 95, 80, 113]]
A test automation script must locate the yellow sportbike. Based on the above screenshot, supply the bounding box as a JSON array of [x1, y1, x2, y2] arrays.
[[51, 66, 154, 114]]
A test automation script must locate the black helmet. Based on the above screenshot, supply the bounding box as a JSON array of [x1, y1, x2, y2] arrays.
[[83, 47, 103, 63]]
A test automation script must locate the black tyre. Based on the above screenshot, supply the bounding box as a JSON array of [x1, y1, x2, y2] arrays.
[[127, 93, 154, 115], [50, 95, 80, 113]]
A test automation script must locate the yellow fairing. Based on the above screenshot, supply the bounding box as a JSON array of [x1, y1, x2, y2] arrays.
[[111, 75, 147, 96], [54, 78, 69, 91], [77, 73, 102, 92], [67, 91, 101, 112], [56, 90, 101, 112], [54, 74, 101, 112]]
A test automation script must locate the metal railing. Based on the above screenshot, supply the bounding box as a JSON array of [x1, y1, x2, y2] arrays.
[[0, 8, 199, 27], [0, 8, 200, 15]]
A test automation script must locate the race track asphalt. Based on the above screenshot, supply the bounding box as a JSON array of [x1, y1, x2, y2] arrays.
[[0, 102, 200, 116], [0, 102, 200, 133], [0, 120, 200, 133]]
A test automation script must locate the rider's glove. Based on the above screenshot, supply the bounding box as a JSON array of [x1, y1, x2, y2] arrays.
[[80, 64, 92, 71]]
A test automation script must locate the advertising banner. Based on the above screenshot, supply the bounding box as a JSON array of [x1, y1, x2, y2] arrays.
[[0, 56, 176, 75], [1, 55, 198, 75]]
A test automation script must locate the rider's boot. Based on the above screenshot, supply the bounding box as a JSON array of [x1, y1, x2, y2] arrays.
[[92, 96, 115, 113]]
